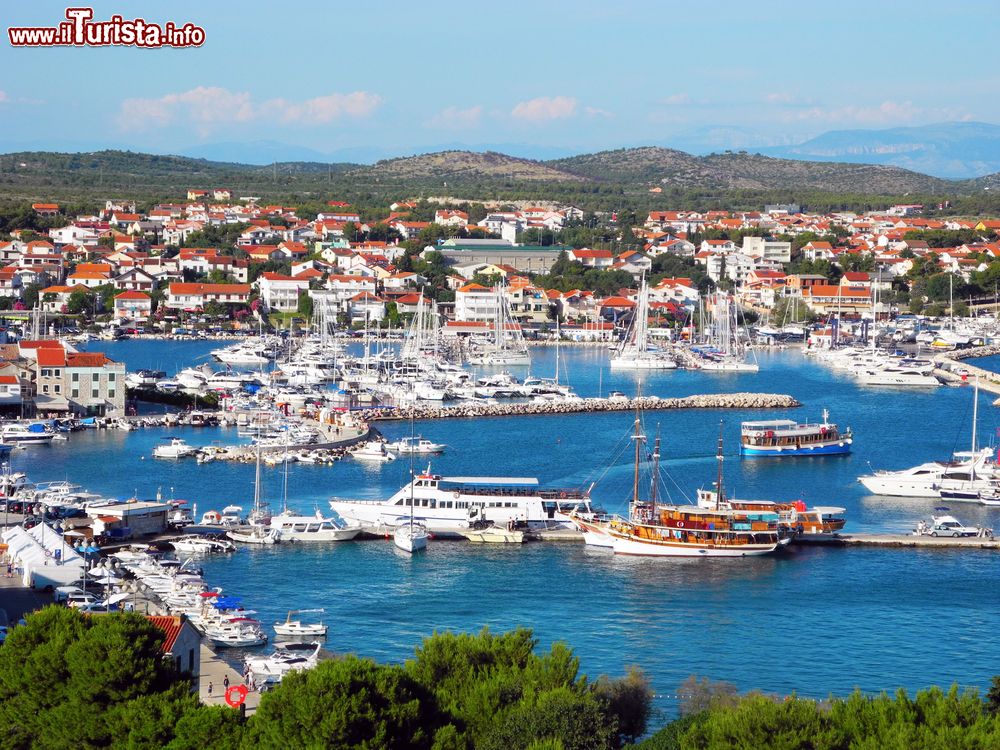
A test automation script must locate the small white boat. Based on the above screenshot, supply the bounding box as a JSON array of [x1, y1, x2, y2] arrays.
[[385, 436, 445, 455], [245, 641, 321, 689], [274, 609, 328, 637], [206, 625, 267, 648], [351, 440, 397, 462], [171, 536, 236, 554], [460, 525, 526, 544], [226, 526, 280, 545], [269, 510, 362, 542], [153, 437, 197, 459], [1, 423, 54, 445], [394, 522, 429, 553]]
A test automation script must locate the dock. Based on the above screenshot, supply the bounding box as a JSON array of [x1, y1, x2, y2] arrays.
[[198, 643, 261, 714], [361, 393, 801, 422], [935, 345, 1000, 398], [794, 533, 1000, 549]]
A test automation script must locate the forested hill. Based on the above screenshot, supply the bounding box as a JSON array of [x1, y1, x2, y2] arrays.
[[547, 147, 954, 193], [0, 146, 988, 202]]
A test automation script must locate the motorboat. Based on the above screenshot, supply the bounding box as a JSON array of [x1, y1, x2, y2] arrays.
[[858, 450, 995, 498], [855, 366, 940, 387], [268, 510, 362, 542], [460, 524, 525, 544], [1, 423, 54, 445], [385, 436, 445, 455], [350, 441, 397, 462], [171, 536, 236, 554], [152, 437, 197, 459], [226, 526, 280, 545], [273, 609, 328, 637], [245, 641, 321, 690]]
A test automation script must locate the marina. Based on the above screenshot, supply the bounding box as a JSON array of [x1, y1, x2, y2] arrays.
[[5, 340, 1000, 705]]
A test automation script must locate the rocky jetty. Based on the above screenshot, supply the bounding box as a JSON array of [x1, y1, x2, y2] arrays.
[[362, 393, 800, 422]]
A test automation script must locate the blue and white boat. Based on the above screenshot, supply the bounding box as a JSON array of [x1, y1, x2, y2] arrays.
[[740, 410, 852, 457]]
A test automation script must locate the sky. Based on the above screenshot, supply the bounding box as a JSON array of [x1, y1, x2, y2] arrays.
[[2, 0, 1000, 162]]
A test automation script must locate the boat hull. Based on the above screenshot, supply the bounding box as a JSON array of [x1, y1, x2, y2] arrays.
[[610, 535, 778, 557], [741, 441, 852, 457], [609, 357, 677, 370]]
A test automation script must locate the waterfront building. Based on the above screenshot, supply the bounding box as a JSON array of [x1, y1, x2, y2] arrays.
[[165, 283, 251, 310], [145, 616, 202, 679], [255, 272, 310, 312], [114, 291, 152, 322]]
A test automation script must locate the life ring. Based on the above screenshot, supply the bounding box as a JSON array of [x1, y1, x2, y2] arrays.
[[225, 684, 249, 708], [559, 492, 567, 499], [676, 521, 685, 528]]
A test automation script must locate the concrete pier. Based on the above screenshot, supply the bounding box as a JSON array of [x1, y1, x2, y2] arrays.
[[198, 643, 261, 714], [935, 345, 1000, 398], [361, 393, 801, 422], [793, 533, 1000, 549]]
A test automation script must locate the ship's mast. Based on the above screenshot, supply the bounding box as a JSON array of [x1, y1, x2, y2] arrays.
[[714, 420, 725, 510], [651, 426, 661, 506]]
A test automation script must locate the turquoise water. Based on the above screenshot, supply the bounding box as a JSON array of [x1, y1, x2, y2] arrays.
[[18, 342, 1000, 706]]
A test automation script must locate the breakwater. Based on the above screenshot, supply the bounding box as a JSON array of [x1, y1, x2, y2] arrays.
[[362, 392, 800, 421]]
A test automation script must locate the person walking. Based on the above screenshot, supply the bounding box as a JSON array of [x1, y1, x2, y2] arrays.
[[223, 676, 230, 691], [208, 681, 213, 696]]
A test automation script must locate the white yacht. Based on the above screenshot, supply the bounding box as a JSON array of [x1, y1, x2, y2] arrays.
[[171, 536, 237, 554], [1, 423, 54, 445], [394, 522, 429, 552], [274, 609, 328, 637], [153, 437, 197, 459], [245, 642, 321, 689], [330, 470, 595, 536], [268, 510, 362, 542], [350, 441, 397, 462], [226, 526, 280, 545], [385, 437, 445, 455], [855, 366, 940, 387], [858, 449, 995, 498]]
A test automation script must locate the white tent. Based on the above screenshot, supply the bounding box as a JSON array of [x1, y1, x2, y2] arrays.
[[1, 523, 85, 590]]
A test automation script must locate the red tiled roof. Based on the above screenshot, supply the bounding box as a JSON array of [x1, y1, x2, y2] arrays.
[[19, 340, 64, 350], [37, 349, 67, 367], [169, 283, 251, 295], [67, 352, 111, 367], [144, 615, 185, 653], [115, 291, 151, 300]]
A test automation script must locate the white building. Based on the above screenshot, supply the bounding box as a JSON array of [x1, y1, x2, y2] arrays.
[[742, 236, 792, 264], [255, 272, 310, 312]]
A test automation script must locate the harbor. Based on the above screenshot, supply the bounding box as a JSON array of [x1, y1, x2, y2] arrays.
[[3, 339, 1000, 702]]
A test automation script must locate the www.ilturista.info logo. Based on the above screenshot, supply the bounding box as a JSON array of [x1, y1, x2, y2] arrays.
[[8, 7, 205, 48]]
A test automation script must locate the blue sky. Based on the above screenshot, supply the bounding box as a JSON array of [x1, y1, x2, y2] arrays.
[[2, 0, 999, 161]]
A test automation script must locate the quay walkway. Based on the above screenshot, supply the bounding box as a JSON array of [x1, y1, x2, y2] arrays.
[[794, 533, 1000, 549], [362, 392, 801, 422], [935, 344, 1000, 399]]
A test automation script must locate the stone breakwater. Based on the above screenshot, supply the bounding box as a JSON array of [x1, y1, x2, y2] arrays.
[[362, 393, 800, 421], [946, 344, 1000, 361]]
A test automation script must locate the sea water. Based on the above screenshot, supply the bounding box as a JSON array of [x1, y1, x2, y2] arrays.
[[17, 342, 1000, 706]]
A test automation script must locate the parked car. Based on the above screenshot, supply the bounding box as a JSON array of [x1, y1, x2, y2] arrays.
[[927, 515, 979, 537], [54, 585, 86, 603], [66, 593, 98, 609]]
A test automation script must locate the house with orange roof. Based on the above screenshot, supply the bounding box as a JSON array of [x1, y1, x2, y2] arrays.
[[144, 615, 201, 677], [114, 290, 152, 321], [0, 268, 22, 298], [165, 283, 251, 310], [66, 268, 112, 289], [455, 282, 497, 322], [348, 291, 385, 324], [801, 284, 871, 315], [568, 247, 613, 268], [31, 203, 60, 217], [434, 209, 469, 227]]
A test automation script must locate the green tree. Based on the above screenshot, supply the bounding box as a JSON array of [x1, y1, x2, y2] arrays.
[[246, 656, 452, 749], [66, 288, 93, 315], [297, 291, 314, 318]]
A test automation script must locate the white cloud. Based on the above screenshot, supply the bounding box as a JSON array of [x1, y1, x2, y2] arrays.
[[117, 87, 382, 133], [660, 93, 691, 105], [264, 92, 383, 124], [764, 92, 795, 104], [784, 100, 925, 125], [584, 106, 613, 118], [511, 96, 577, 122], [0, 91, 8, 104], [426, 105, 484, 130]]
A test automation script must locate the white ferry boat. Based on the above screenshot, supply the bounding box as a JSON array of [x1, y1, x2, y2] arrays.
[[740, 410, 852, 457], [329, 470, 594, 535]]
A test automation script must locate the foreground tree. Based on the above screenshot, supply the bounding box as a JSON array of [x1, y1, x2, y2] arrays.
[[246, 656, 454, 749]]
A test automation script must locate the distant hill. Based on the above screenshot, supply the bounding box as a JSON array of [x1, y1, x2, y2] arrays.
[[0, 145, 982, 200], [350, 150, 589, 183], [548, 147, 951, 193], [759, 122, 1000, 179]]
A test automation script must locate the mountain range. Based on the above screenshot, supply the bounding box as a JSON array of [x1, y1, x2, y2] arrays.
[[0, 144, 997, 198]]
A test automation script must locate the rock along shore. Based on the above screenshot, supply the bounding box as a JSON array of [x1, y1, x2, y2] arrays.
[[361, 393, 800, 422]]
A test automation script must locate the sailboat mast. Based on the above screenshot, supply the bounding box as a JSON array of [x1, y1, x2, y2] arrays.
[[631, 411, 642, 508], [714, 420, 724, 510], [651, 426, 661, 506]]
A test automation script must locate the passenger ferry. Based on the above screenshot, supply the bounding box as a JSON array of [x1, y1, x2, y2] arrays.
[[329, 469, 594, 535], [740, 410, 852, 457]]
